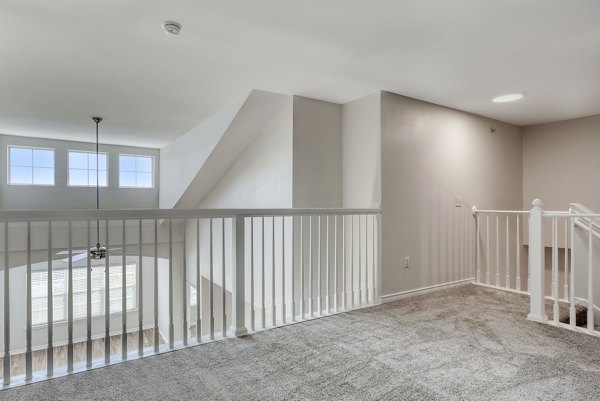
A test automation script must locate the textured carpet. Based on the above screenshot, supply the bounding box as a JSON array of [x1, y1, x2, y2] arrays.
[[2, 284, 600, 400]]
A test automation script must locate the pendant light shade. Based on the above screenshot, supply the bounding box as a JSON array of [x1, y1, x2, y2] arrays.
[[90, 116, 106, 260]]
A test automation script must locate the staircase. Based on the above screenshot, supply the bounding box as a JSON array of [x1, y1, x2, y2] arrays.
[[548, 300, 587, 327]]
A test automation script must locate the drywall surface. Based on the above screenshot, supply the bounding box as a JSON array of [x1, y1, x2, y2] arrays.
[[523, 114, 600, 212], [0, 134, 159, 210], [159, 94, 247, 209], [160, 90, 287, 209], [200, 97, 293, 208], [342, 93, 381, 208], [292, 96, 342, 208], [380, 92, 522, 296]]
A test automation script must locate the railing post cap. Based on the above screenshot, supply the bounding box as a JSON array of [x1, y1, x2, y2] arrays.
[[532, 199, 544, 208], [472, 206, 477, 215]]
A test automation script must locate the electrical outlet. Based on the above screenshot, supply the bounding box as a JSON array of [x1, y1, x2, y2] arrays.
[[455, 196, 463, 208], [404, 256, 410, 268]]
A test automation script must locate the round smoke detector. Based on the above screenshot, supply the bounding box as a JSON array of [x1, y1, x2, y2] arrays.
[[162, 21, 182, 36]]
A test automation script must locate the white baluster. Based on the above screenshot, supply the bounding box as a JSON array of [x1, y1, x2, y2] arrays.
[[87, 220, 93, 367], [334, 215, 338, 311], [486, 215, 490, 285], [138, 219, 144, 355], [317, 215, 321, 314], [351, 215, 355, 307], [261, 217, 266, 328], [342, 215, 346, 310], [496, 215, 500, 287], [564, 219, 569, 300], [290, 216, 296, 322], [281, 216, 286, 324], [505, 215, 510, 289], [168, 219, 174, 349], [122, 220, 128, 359], [47, 222, 53, 376], [26, 221, 32, 381], [183, 219, 188, 346], [250, 217, 255, 330], [222, 218, 227, 336], [309, 216, 313, 318], [105, 220, 111, 363], [377, 213, 381, 301], [153, 219, 159, 352], [516, 215, 521, 291], [300, 216, 304, 319], [371, 214, 376, 303], [358, 215, 362, 305], [587, 218, 594, 332], [552, 218, 559, 323], [569, 215, 576, 328], [272, 217, 276, 326], [3, 222, 9, 385], [209, 218, 214, 340], [475, 210, 480, 283], [291, 217, 296, 322], [326, 215, 330, 313], [196, 218, 202, 343], [67, 220, 74, 372]]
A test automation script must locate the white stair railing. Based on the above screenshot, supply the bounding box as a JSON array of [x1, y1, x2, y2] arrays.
[[472, 207, 529, 293], [527, 200, 600, 336], [0, 208, 381, 389]]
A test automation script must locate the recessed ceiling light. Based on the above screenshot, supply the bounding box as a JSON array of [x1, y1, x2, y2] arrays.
[[492, 93, 524, 103], [162, 21, 182, 36]]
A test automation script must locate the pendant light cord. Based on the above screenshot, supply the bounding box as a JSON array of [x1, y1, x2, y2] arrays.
[[96, 120, 99, 211]]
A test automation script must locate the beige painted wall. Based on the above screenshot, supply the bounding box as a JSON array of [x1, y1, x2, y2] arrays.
[[523, 114, 600, 212], [380, 92, 523, 296], [292, 96, 342, 208]]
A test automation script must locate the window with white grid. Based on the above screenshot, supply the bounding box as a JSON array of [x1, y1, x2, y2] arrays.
[[31, 263, 136, 326], [119, 154, 153, 188], [8, 146, 55, 185], [68, 150, 108, 187]]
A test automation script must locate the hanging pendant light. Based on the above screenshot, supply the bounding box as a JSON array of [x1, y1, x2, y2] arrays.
[[90, 116, 107, 260]]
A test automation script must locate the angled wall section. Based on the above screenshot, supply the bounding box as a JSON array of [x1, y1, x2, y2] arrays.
[[160, 90, 288, 209]]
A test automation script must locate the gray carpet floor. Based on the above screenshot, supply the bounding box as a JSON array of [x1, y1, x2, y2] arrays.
[[2, 284, 600, 400]]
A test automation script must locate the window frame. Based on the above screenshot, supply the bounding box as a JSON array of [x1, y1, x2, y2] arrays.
[[67, 149, 109, 187], [118, 153, 155, 189], [7, 145, 56, 186]]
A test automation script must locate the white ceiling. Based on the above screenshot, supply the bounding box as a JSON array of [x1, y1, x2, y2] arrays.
[[1, 0, 599, 147]]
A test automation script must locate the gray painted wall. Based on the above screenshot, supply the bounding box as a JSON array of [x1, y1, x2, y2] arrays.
[[523, 114, 600, 309], [523, 114, 600, 212], [292, 96, 342, 208], [0, 134, 159, 210], [380, 92, 523, 296]]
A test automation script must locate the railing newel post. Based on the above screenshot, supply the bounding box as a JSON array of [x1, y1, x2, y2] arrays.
[[527, 199, 547, 323]]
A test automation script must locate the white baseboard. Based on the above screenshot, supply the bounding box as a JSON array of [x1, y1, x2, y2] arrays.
[[381, 278, 475, 303]]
